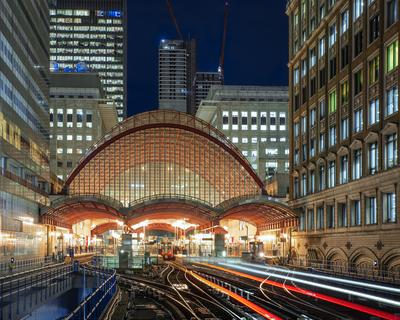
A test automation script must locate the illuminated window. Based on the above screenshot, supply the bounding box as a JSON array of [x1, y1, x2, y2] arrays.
[[242, 137, 248, 143], [265, 148, 278, 155], [77, 135, 83, 141], [385, 86, 398, 116], [67, 135, 73, 141], [77, 109, 83, 127], [329, 23, 336, 47], [57, 135, 63, 140], [386, 40, 398, 73], [340, 80, 349, 104], [369, 56, 379, 84], [279, 112, 286, 130], [341, 10, 349, 34], [57, 148, 63, 154], [353, 109, 363, 132], [368, 98, 379, 125], [319, 37, 325, 57], [67, 148, 73, 154], [241, 111, 248, 130], [353, 0, 363, 19], [260, 112, 267, 130], [270, 112, 276, 130], [251, 112, 257, 130], [232, 111, 239, 130], [366, 196, 377, 224], [383, 193, 396, 223], [86, 135, 92, 141], [329, 90, 337, 113]]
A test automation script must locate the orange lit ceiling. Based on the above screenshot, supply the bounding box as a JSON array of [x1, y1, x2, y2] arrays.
[[42, 111, 297, 232]]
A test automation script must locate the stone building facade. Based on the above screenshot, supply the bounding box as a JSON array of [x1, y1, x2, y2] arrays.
[[287, 0, 400, 275]]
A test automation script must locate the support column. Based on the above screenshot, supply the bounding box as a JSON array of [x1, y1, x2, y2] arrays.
[[214, 233, 225, 257]]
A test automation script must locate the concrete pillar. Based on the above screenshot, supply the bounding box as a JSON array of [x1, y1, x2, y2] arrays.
[[376, 187, 382, 227], [214, 233, 225, 257], [119, 233, 132, 269]]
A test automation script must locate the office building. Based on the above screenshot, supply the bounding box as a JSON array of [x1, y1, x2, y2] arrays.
[[158, 39, 196, 114], [197, 85, 290, 196], [49, 0, 127, 122], [194, 72, 222, 112], [49, 72, 118, 181], [287, 0, 399, 272], [0, 0, 51, 258]]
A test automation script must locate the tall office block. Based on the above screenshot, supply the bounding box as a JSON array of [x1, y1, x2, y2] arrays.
[[49, 0, 127, 122], [287, 0, 399, 270], [158, 39, 196, 114], [49, 72, 118, 181], [197, 85, 290, 196], [0, 0, 51, 258]]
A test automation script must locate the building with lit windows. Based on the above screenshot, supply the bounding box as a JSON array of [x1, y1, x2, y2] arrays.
[[49, 72, 118, 181], [194, 72, 222, 112], [196, 86, 290, 196], [287, 0, 399, 273], [49, 0, 126, 122], [0, 1, 52, 259], [158, 39, 196, 114]]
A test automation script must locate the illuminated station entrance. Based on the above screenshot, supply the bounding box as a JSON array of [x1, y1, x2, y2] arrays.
[[41, 111, 297, 263]]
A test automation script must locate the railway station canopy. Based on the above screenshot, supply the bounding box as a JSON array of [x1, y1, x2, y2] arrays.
[[41, 110, 297, 233]]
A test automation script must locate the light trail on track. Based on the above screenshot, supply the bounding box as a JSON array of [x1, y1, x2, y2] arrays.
[[189, 270, 283, 320], [238, 261, 400, 294], [198, 262, 400, 320]]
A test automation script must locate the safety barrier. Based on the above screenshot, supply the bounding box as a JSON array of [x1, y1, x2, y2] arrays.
[[64, 266, 117, 320], [0, 264, 73, 320], [289, 258, 400, 284], [0, 256, 53, 275]]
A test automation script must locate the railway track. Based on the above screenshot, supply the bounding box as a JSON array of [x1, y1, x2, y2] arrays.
[[188, 261, 397, 320], [117, 264, 242, 319]]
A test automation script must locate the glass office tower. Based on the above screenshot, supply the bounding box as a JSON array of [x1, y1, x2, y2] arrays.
[[49, 0, 127, 122], [0, 0, 51, 258]]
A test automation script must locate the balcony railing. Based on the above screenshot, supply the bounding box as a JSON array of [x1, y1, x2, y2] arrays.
[[1, 168, 48, 196]]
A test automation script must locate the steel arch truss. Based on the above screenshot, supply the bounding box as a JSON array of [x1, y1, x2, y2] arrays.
[[65, 110, 263, 207], [42, 111, 298, 232]]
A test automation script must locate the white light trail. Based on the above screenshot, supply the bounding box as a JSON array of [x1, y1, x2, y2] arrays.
[[218, 262, 400, 308], [237, 262, 400, 294]]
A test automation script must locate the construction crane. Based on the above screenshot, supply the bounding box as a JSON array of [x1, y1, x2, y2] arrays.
[[218, 1, 229, 82], [166, 0, 183, 40]]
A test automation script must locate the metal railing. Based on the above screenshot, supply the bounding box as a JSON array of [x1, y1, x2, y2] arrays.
[[64, 266, 116, 320], [1, 169, 48, 196], [0, 264, 73, 320], [289, 258, 400, 284], [0, 256, 53, 275]]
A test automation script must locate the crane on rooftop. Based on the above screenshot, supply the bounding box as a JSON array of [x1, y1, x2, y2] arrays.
[[166, 0, 183, 40], [218, 1, 229, 82]]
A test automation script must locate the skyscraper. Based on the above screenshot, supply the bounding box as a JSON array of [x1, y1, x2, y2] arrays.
[[49, 0, 127, 122], [0, 0, 51, 258], [158, 39, 196, 114], [287, 0, 399, 272]]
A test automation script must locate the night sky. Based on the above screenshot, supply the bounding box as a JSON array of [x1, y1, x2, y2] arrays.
[[126, 1, 288, 116]]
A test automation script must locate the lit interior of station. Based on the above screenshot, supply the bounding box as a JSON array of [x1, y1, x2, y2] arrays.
[[41, 110, 297, 260]]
